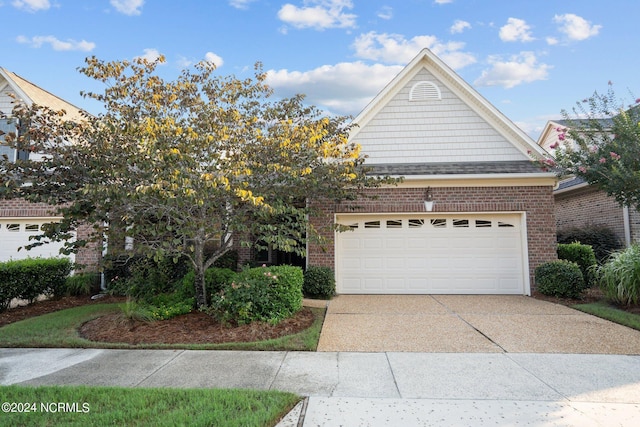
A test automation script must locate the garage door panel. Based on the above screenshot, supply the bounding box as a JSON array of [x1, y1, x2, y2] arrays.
[[336, 213, 526, 295], [0, 220, 75, 262]]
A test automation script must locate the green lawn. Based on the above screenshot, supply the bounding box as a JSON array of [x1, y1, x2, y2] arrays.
[[572, 301, 640, 331], [0, 385, 299, 427], [0, 303, 325, 351]]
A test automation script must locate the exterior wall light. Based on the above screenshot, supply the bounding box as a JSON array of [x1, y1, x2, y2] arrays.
[[424, 187, 434, 212]]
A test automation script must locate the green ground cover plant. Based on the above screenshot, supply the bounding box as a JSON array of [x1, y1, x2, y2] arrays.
[[572, 301, 640, 331], [0, 384, 299, 427]]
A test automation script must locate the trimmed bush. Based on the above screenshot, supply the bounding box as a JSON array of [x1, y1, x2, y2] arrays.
[[535, 260, 585, 298], [211, 265, 303, 325], [557, 226, 622, 264], [597, 244, 640, 306], [303, 266, 336, 299], [145, 292, 195, 320], [557, 242, 597, 287], [0, 258, 72, 310]]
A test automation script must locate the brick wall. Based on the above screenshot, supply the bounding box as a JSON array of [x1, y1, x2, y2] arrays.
[[555, 186, 626, 244], [308, 185, 557, 291]]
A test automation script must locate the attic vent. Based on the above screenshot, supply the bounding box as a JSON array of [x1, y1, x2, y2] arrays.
[[409, 81, 441, 101]]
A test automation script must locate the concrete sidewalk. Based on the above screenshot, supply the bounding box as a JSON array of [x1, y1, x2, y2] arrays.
[[2, 348, 640, 426]]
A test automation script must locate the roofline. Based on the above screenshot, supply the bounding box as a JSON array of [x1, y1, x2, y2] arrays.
[[554, 180, 590, 195], [349, 48, 548, 160], [0, 67, 32, 106]]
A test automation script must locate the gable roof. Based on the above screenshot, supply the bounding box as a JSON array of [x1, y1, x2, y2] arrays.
[[349, 48, 548, 167], [0, 68, 85, 121]]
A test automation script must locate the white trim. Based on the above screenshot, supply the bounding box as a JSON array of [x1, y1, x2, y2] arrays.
[[623, 206, 632, 247], [553, 181, 590, 195]]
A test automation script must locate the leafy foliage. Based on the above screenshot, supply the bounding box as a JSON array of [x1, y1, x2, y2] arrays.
[[551, 84, 640, 210], [0, 56, 390, 309], [64, 273, 100, 296], [557, 225, 622, 264], [0, 258, 72, 309], [303, 266, 336, 299], [596, 244, 640, 306], [210, 265, 303, 325], [557, 242, 597, 287], [535, 260, 585, 298]]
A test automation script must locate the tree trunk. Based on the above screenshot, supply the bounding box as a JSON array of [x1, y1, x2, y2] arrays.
[[193, 238, 208, 309]]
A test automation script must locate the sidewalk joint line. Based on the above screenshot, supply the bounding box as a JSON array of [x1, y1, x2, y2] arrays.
[[134, 350, 185, 387]]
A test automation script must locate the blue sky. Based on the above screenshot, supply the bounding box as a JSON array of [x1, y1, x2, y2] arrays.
[[2, 0, 637, 139]]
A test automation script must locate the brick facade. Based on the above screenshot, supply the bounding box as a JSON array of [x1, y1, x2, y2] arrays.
[[555, 186, 631, 245], [308, 185, 557, 291]]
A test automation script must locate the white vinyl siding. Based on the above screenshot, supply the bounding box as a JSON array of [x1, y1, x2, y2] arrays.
[[351, 68, 528, 164]]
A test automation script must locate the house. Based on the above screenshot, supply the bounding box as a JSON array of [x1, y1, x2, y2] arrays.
[[0, 68, 100, 268], [538, 119, 640, 247], [306, 48, 558, 295]]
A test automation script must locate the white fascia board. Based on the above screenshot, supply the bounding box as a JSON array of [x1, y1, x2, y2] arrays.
[[553, 181, 590, 195]]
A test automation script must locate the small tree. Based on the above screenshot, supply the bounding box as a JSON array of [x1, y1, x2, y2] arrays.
[[551, 83, 640, 211], [0, 56, 389, 309]]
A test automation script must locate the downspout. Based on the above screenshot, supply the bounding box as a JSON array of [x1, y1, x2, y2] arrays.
[[623, 206, 632, 247]]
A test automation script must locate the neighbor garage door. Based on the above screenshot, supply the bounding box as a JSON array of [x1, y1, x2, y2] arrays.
[[0, 219, 74, 262], [335, 213, 528, 295]]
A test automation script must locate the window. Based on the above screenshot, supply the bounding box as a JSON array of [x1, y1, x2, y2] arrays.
[[408, 219, 425, 228], [25, 224, 40, 232], [498, 221, 515, 228], [409, 81, 441, 101], [430, 218, 447, 228], [6, 223, 20, 232], [453, 219, 469, 228], [364, 221, 381, 229], [0, 118, 27, 163], [347, 223, 359, 230], [475, 220, 492, 228], [386, 220, 402, 229]]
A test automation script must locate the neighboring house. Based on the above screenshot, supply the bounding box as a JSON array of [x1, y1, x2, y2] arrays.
[[538, 119, 640, 246], [306, 49, 558, 296], [0, 68, 100, 268]]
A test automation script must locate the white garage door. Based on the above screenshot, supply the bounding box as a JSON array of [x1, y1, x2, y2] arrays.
[[335, 213, 528, 295], [0, 219, 74, 262]]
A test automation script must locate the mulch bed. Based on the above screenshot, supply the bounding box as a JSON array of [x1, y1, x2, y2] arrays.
[[0, 294, 316, 345], [79, 308, 316, 345]]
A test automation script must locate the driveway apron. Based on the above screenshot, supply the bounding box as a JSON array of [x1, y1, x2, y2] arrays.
[[316, 295, 640, 354]]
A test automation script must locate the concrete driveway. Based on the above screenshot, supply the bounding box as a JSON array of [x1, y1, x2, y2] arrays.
[[316, 295, 640, 354]]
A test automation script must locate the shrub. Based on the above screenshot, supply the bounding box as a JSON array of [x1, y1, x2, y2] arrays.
[[210, 265, 303, 325], [557, 242, 597, 287], [596, 244, 640, 306], [212, 250, 239, 271], [64, 273, 100, 296], [180, 267, 237, 302], [557, 226, 622, 263], [145, 292, 195, 320], [303, 266, 336, 299], [0, 258, 72, 306], [535, 260, 585, 298]]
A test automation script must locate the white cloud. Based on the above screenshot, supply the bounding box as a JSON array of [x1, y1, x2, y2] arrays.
[[546, 36, 558, 46], [16, 35, 95, 51], [204, 52, 224, 67], [377, 6, 393, 20], [110, 0, 144, 16], [134, 48, 162, 63], [352, 31, 476, 69], [450, 20, 471, 34], [11, 0, 49, 12], [229, 0, 256, 9], [553, 13, 601, 41], [277, 0, 357, 30], [434, 0, 453, 4], [474, 52, 551, 88], [499, 17, 534, 42], [266, 61, 403, 116]]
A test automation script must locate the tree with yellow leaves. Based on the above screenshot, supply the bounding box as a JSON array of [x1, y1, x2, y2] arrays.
[[1, 56, 384, 309]]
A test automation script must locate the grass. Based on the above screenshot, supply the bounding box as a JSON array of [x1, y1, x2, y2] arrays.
[[0, 384, 299, 427], [0, 303, 325, 351], [572, 301, 640, 331]]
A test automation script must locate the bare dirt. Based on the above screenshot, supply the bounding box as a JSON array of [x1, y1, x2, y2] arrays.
[[0, 295, 316, 345]]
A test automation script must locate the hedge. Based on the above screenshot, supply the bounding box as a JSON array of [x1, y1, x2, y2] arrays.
[[0, 258, 72, 311]]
